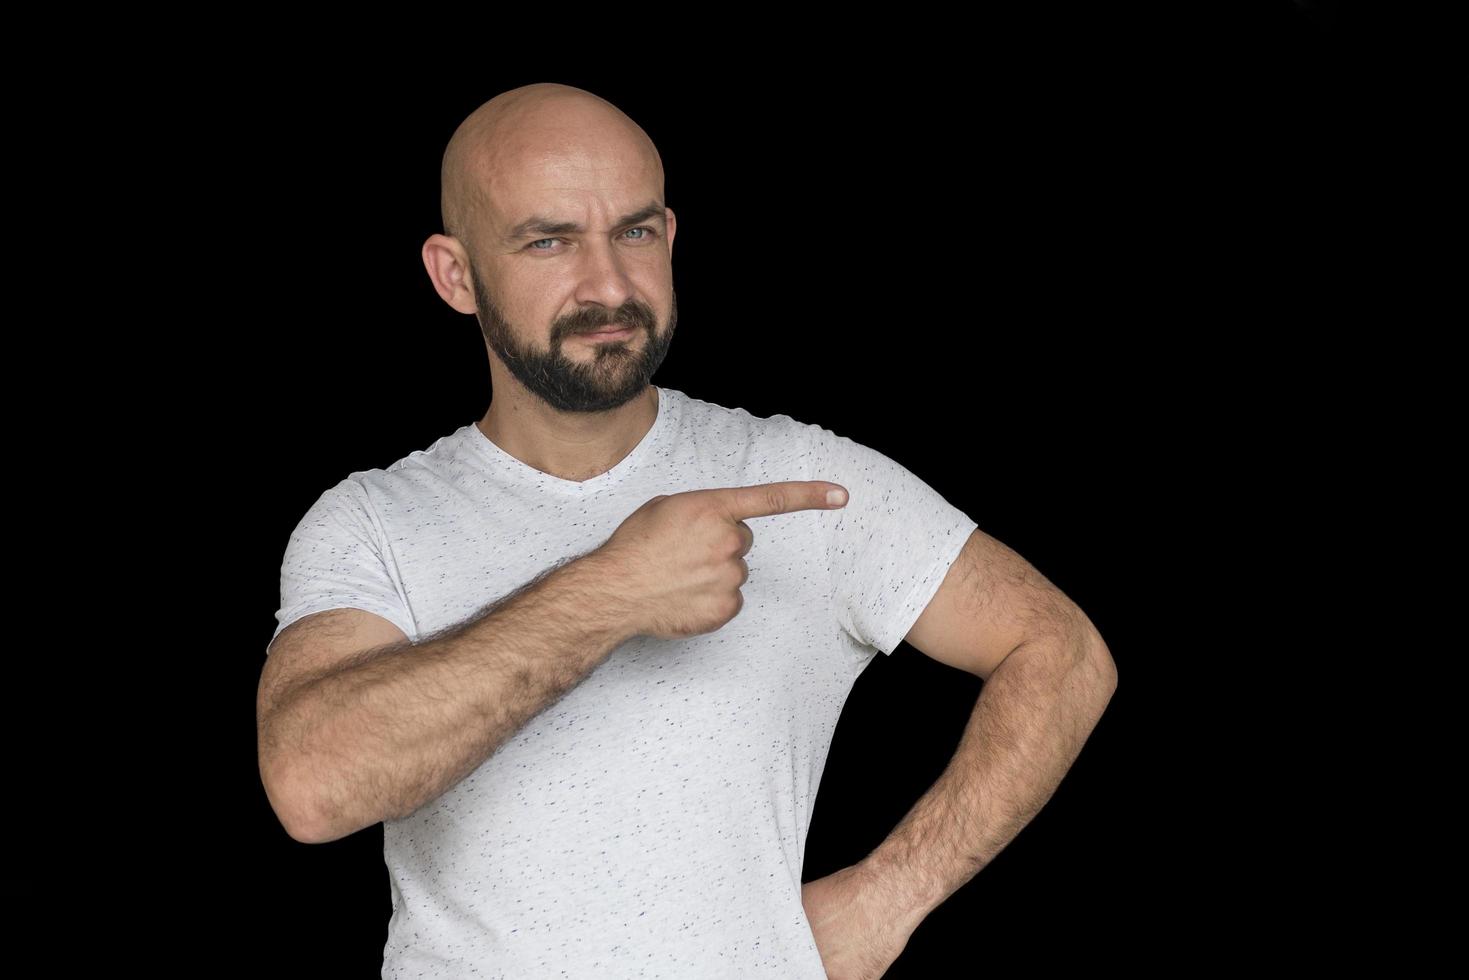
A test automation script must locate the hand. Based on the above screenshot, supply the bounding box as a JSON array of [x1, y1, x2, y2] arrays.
[[594, 480, 848, 640], [802, 863, 915, 980]]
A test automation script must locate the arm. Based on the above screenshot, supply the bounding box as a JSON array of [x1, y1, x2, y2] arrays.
[[857, 525, 1118, 929], [856, 625, 1117, 934], [260, 550, 636, 844], [802, 524, 1116, 978]]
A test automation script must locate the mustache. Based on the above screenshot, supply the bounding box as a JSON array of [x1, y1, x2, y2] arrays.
[[563, 307, 656, 335]]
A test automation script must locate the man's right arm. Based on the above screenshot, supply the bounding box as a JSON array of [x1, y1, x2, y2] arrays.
[[259, 550, 636, 844]]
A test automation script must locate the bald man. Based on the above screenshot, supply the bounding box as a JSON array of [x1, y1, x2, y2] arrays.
[[431, 83, 677, 436], [259, 83, 1116, 979]]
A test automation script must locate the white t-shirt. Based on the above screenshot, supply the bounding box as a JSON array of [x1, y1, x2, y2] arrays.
[[269, 384, 978, 979]]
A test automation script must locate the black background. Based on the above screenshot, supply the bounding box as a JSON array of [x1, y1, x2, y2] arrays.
[[108, 3, 1399, 975]]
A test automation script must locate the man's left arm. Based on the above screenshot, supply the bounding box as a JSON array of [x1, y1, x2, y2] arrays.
[[856, 525, 1119, 934]]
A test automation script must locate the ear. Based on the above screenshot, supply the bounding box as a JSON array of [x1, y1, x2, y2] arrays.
[[421, 234, 478, 315], [664, 207, 677, 258]]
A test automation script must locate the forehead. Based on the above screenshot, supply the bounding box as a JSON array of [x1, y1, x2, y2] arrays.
[[484, 136, 663, 232]]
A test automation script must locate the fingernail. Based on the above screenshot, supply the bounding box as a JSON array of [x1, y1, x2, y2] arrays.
[[827, 489, 847, 506]]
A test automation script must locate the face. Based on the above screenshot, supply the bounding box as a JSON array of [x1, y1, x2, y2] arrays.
[[471, 267, 677, 413], [465, 137, 678, 414]]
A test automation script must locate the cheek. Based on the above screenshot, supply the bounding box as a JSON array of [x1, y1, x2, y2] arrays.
[[631, 268, 673, 304], [507, 278, 569, 324]]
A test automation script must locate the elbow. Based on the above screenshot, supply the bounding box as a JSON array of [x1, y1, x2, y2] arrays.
[[1086, 629, 1118, 695], [271, 763, 379, 845], [261, 756, 331, 845], [283, 809, 331, 846], [1069, 617, 1116, 696]]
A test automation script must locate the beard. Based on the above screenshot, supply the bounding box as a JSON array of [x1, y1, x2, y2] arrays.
[[471, 265, 677, 414]]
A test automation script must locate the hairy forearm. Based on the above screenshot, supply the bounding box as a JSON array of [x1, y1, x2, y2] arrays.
[[857, 629, 1117, 932], [266, 551, 635, 843]]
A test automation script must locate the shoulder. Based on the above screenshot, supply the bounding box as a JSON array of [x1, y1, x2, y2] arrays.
[[327, 423, 472, 518], [670, 386, 816, 448]]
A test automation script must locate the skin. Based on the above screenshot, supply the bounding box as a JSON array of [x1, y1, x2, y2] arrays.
[[421, 83, 679, 483]]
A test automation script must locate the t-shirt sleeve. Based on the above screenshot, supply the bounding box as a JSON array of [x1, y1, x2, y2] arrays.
[[268, 477, 416, 653], [804, 421, 978, 656]]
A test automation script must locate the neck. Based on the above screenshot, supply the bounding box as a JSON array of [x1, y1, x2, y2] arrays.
[[478, 385, 659, 483]]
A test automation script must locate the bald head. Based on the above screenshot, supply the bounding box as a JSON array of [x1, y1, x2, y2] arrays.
[[439, 83, 666, 255]]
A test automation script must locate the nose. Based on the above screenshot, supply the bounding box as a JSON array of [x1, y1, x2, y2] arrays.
[[572, 236, 638, 312]]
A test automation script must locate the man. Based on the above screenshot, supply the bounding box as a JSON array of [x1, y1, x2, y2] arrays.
[[257, 82, 1117, 979]]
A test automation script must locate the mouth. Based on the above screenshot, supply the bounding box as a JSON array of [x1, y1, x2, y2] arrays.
[[577, 325, 637, 341]]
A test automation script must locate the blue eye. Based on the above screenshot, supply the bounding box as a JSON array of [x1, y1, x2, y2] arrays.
[[526, 227, 657, 252]]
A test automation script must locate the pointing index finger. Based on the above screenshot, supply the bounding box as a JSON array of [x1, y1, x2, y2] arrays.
[[721, 481, 848, 519]]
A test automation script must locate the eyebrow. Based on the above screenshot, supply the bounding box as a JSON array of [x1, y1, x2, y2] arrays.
[[503, 201, 667, 244]]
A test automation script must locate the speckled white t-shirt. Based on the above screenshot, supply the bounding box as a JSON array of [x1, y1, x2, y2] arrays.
[[269, 384, 978, 979]]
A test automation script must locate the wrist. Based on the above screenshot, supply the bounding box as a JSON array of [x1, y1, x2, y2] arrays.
[[562, 548, 644, 645]]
